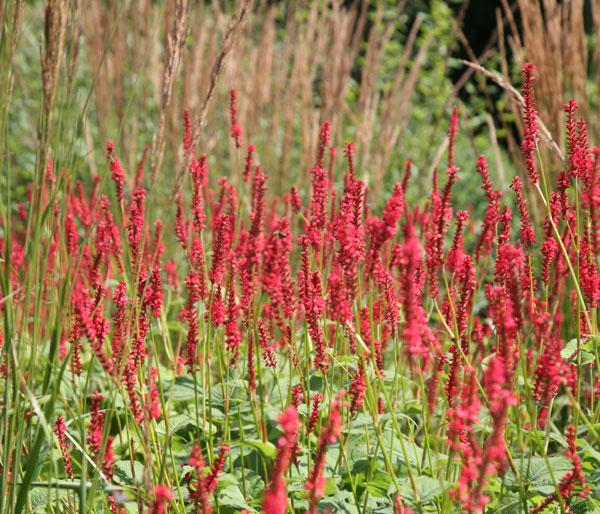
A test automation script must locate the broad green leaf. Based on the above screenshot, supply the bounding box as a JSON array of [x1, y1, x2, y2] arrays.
[[218, 485, 253, 510], [167, 376, 202, 401], [235, 439, 277, 459], [365, 470, 391, 497], [319, 490, 361, 514], [157, 413, 200, 436], [398, 476, 445, 503], [113, 460, 145, 486], [561, 339, 579, 361], [505, 457, 571, 490]]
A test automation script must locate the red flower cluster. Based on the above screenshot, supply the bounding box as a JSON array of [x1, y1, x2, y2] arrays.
[[13, 67, 599, 514]]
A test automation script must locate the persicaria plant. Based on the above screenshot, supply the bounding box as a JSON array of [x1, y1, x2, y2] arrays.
[[2, 62, 599, 514]]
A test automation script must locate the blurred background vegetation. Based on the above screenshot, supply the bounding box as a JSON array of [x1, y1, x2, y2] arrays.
[[3, 0, 600, 215]]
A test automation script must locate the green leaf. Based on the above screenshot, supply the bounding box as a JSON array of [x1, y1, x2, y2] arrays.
[[235, 440, 277, 459], [113, 460, 145, 486], [562, 337, 597, 365], [156, 413, 198, 436], [167, 376, 202, 401], [365, 471, 391, 497], [398, 476, 445, 504], [31, 487, 69, 513], [218, 485, 253, 510], [582, 440, 600, 465], [319, 491, 361, 514], [505, 457, 571, 491], [561, 339, 579, 361], [498, 492, 522, 513]]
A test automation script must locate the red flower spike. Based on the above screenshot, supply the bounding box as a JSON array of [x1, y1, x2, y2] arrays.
[[263, 407, 300, 514], [229, 89, 243, 148], [306, 391, 345, 514], [510, 176, 536, 247], [521, 63, 539, 184], [106, 141, 126, 202], [54, 416, 74, 478], [244, 143, 255, 182]]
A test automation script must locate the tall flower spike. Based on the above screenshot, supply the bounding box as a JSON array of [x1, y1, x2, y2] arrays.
[[175, 191, 187, 250], [146, 367, 161, 420], [307, 163, 329, 247], [521, 63, 539, 184], [145, 264, 163, 317], [257, 318, 277, 368], [103, 435, 115, 481], [244, 143, 255, 182], [447, 210, 469, 272], [401, 160, 412, 194], [183, 108, 193, 152], [262, 217, 294, 318], [306, 391, 345, 514], [475, 155, 501, 259], [106, 141, 126, 202], [225, 271, 241, 363], [188, 443, 229, 513], [306, 393, 322, 435], [510, 176, 536, 247], [152, 219, 165, 262], [209, 214, 232, 286], [127, 188, 146, 262], [190, 155, 207, 233], [263, 407, 300, 514], [134, 144, 149, 191], [344, 142, 356, 183], [564, 100, 578, 179], [54, 416, 74, 478], [111, 281, 128, 369], [349, 359, 367, 415], [189, 443, 212, 514], [448, 106, 459, 169], [87, 392, 105, 458], [184, 272, 201, 372], [291, 385, 303, 408], [334, 178, 366, 293], [230, 89, 243, 148], [206, 445, 230, 493], [317, 120, 331, 166]]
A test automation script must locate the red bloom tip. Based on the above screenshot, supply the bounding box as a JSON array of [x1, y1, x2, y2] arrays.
[[320, 120, 331, 146], [149, 485, 173, 514], [154, 484, 173, 500], [317, 120, 332, 165], [564, 99, 578, 113], [344, 141, 355, 157], [521, 62, 536, 76], [448, 106, 459, 168]]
